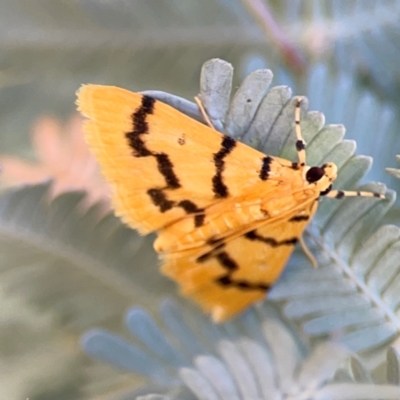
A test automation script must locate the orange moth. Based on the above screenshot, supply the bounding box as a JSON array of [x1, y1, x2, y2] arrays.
[[76, 85, 384, 322]]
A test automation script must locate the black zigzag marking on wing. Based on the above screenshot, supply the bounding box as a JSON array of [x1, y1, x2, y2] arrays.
[[212, 135, 236, 198], [127, 96, 204, 225], [146, 190, 205, 226], [197, 245, 270, 292], [244, 230, 298, 246], [156, 153, 180, 189], [260, 156, 273, 180], [147, 189, 175, 212], [201, 228, 299, 291], [126, 95, 180, 189], [177, 200, 205, 227], [289, 215, 309, 222], [215, 274, 270, 291], [126, 95, 154, 156]]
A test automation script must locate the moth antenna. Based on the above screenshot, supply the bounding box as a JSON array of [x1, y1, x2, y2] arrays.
[[327, 190, 385, 199], [194, 95, 215, 129], [299, 235, 318, 268], [294, 97, 306, 171]]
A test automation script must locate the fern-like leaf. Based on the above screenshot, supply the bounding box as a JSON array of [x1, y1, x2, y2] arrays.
[[82, 300, 400, 400]]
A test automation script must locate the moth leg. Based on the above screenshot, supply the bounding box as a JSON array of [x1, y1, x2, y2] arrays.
[[194, 96, 215, 129], [299, 235, 318, 268], [327, 190, 385, 199], [294, 97, 306, 169]]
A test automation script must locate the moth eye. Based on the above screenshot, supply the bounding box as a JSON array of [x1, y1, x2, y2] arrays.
[[306, 166, 325, 183]]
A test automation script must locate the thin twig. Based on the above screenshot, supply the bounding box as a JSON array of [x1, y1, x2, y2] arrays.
[[241, 0, 305, 73]]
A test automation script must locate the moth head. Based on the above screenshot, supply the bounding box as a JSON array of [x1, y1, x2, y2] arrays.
[[305, 162, 337, 195]]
